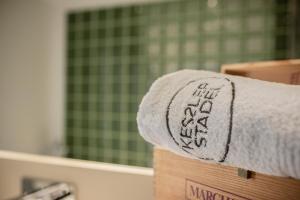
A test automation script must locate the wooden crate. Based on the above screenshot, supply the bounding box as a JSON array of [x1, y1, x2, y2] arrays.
[[154, 149, 300, 200], [221, 59, 300, 84], [154, 60, 300, 200]]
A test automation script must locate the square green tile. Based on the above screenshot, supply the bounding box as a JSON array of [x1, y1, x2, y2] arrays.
[[65, 0, 297, 168]]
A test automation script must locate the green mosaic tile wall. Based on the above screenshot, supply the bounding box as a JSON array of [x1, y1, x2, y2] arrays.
[[66, 0, 298, 167]]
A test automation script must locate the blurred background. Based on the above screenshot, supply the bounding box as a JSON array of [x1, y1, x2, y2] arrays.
[[0, 0, 299, 168]]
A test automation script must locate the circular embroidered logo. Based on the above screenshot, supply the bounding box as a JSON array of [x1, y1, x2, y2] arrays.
[[166, 77, 235, 162]]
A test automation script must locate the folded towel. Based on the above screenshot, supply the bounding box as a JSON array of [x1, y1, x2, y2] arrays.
[[137, 70, 300, 179]]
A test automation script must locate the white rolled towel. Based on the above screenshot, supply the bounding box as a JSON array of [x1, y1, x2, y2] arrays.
[[137, 70, 300, 179]]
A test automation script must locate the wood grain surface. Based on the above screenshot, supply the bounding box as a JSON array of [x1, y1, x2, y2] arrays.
[[154, 148, 300, 200], [221, 59, 300, 84]]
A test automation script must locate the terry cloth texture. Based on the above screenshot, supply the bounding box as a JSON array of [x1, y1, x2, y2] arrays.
[[137, 70, 300, 179]]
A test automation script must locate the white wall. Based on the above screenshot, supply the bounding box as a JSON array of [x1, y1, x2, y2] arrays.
[[0, 0, 65, 155]]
